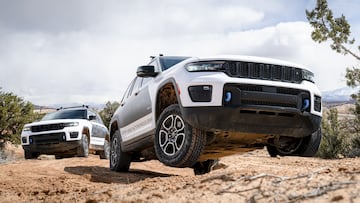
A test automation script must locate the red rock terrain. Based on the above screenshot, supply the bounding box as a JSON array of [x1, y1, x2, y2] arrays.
[[0, 144, 359, 203]]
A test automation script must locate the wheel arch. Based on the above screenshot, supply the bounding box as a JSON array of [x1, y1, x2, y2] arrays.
[[82, 127, 90, 143], [109, 120, 119, 141], [155, 78, 182, 122]]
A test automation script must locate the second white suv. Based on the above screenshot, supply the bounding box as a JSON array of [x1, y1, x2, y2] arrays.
[[21, 106, 110, 159], [109, 55, 322, 174]]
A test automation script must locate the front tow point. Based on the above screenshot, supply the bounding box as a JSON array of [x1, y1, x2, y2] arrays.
[[302, 99, 310, 111], [225, 91, 232, 103]]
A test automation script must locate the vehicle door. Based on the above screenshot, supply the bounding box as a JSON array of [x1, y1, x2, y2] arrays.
[[88, 110, 107, 145], [118, 75, 154, 143]]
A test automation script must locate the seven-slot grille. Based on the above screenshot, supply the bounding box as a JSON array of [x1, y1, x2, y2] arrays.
[[31, 123, 65, 132], [223, 61, 303, 83]]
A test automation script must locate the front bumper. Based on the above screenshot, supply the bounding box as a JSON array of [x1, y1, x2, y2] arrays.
[[21, 132, 82, 154], [182, 106, 321, 137], [22, 139, 82, 154]]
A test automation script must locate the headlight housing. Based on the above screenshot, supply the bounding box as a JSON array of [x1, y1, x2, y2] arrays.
[[64, 122, 79, 127], [22, 126, 31, 132], [302, 69, 315, 83], [186, 61, 225, 72]]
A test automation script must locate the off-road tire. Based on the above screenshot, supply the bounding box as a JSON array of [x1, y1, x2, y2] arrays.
[[267, 128, 322, 157], [77, 134, 89, 157], [110, 131, 131, 172], [24, 150, 39, 159], [266, 145, 279, 157], [99, 139, 110, 159], [299, 128, 322, 157], [154, 104, 206, 168]]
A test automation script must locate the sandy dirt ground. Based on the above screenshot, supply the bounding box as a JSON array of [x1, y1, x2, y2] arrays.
[[0, 144, 359, 203]]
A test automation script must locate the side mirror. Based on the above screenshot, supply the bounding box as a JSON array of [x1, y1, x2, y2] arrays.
[[89, 115, 96, 120], [137, 65, 158, 77]]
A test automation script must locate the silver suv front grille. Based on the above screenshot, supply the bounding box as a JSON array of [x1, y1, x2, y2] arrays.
[[224, 62, 303, 83], [31, 124, 65, 132]]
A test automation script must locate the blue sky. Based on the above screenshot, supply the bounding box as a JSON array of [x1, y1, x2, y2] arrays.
[[0, 0, 359, 105]]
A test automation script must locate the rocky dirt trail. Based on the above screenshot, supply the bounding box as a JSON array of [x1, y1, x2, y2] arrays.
[[0, 144, 359, 203]]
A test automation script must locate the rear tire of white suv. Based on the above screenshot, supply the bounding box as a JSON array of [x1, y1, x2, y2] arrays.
[[24, 150, 39, 159], [266, 128, 322, 157], [154, 104, 206, 168], [299, 128, 322, 157], [110, 131, 131, 172], [99, 139, 110, 159], [77, 134, 89, 157]]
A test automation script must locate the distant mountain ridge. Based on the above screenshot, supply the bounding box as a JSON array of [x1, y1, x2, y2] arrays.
[[33, 103, 106, 113], [47, 103, 106, 111], [322, 86, 359, 103]]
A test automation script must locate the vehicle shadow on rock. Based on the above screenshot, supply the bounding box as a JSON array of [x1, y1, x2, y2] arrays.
[[64, 166, 173, 184]]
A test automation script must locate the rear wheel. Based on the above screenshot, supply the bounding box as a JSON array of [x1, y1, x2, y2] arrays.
[[267, 128, 322, 157], [299, 128, 322, 157], [154, 104, 206, 168], [99, 139, 110, 159], [77, 134, 89, 157], [24, 150, 40, 159], [110, 131, 131, 172]]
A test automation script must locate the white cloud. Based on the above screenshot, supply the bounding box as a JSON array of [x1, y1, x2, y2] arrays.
[[0, 0, 359, 106]]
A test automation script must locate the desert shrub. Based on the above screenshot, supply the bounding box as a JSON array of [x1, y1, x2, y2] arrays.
[[318, 108, 350, 159], [0, 88, 36, 146], [348, 136, 360, 157], [99, 101, 120, 128], [343, 106, 360, 157]]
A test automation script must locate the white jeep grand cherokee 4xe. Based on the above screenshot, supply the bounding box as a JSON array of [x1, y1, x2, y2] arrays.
[[21, 106, 110, 159], [109, 55, 322, 174]]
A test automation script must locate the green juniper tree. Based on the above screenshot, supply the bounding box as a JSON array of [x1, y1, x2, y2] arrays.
[[306, 0, 360, 157], [99, 101, 120, 128], [0, 88, 35, 146]]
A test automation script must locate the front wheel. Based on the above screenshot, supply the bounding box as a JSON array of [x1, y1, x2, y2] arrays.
[[154, 104, 206, 168], [77, 134, 89, 157], [110, 131, 131, 172]]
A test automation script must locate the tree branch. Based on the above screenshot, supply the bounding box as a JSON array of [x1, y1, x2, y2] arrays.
[[288, 180, 356, 201], [341, 44, 360, 60]]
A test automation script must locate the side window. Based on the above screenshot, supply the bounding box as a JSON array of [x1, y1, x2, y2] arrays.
[[87, 110, 97, 121], [130, 77, 142, 95], [121, 77, 136, 103], [141, 77, 152, 87], [149, 59, 160, 72], [96, 114, 104, 125]]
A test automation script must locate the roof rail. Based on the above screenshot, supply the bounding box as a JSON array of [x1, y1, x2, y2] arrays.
[[150, 54, 164, 59], [56, 105, 89, 111]]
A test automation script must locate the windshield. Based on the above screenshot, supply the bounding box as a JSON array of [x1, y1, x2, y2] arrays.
[[160, 56, 189, 71], [41, 109, 87, 121]]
